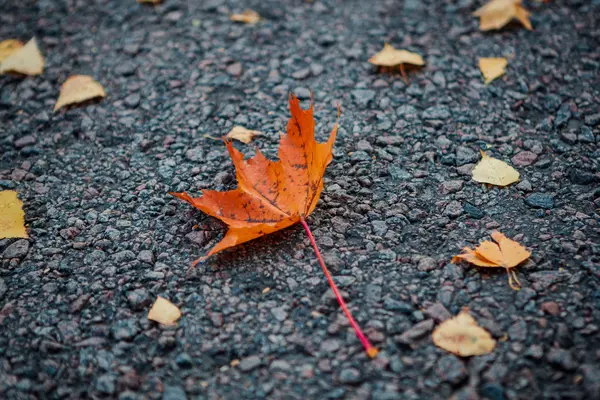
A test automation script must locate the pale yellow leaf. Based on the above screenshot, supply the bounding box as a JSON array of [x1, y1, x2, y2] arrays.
[[0, 190, 28, 239], [148, 296, 181, 325], [472, 151, 519, 186], [368, 43, 424, 67], [54, 75, 106, 112], [0, 37, 44, 76], [479, 57, 507, 84], [0, 39, 24, 63], [226, 126, 263, 144], [432, 309, 496, 356], [473, 0, 532, 31], [230, 9, 261, 24]]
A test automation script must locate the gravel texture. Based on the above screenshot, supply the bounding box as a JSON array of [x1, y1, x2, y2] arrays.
[[1, 0, 599, 399]]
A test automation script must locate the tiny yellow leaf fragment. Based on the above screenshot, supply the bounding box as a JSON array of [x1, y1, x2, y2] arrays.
[[479, 57, 508, 84], [432, 309, 496, 356], [0, 190, 28, 239], [230, 9, 261, 24], [473, 0, 532, 31], [472, 150, 519, 186], [148, 296, 182, 325], [54, 75, 106, 112], [0, 37, 44, 76], [0, 39, 24, 63], [226, 126, 263, 144]]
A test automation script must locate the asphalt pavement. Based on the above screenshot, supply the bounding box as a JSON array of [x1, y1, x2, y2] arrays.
[[1, 0, 599, 399]]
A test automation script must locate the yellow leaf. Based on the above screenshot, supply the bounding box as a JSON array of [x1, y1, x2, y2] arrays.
[[452, 230, 531, 290], [0, 190, 28, 239], [473, 0, 533, 31], [0, 39, 24, 63], [54, 75, 106, 112], [148, 296, 181, 325], [226, 126, 263, 144], [472, 150, 519, 186], [479, 57, 507, 84], [369, 43, 425, 67], [230, 9, 261, 24], [432, 309, 496, 356], [369, 43, 424, 83], [0, 37, 44, 76]]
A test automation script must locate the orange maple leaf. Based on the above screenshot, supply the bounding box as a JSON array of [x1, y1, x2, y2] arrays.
[[172, 93, 337, 257], [452, 231, 531, 290], [171, 93, 378, 358]]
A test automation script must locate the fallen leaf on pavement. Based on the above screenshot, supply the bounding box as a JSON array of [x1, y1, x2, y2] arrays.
[[432, 309, 496, 356], [0, 37, 44, 75], [171, 93, 337, 259], [0, 39, 24, 63], [54, 75, 106, 112], [479, 57, 508, 84], [0, 190, 28, 239], [226, 126, 263, 144], [452, 231, 530, 290], [148, 296, 181, 325], [171, 94, 379, 358], [473, 0, 532, 31], [230, 9, 261, 24], [369, 43, 424, 84], [472, 150, 519, 186], [137, 0, 162, 4]]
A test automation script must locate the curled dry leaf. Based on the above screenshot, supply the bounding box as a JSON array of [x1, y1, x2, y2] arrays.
[[147, 296, 182, 325], [479, 57, 507, 84], [0, 37, 44, 76], [230, 9, 261, 24], [0, 190, 28, 239], [54, 75, 106, 112], [369, 43, 424, 84], [473, 0, 532, 31], [452, 231, 530, 290], [472, 150, 519, 186], [432, 309, 496, 356], [0, 39, 24, 63], [226, 126, 263, 144]]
